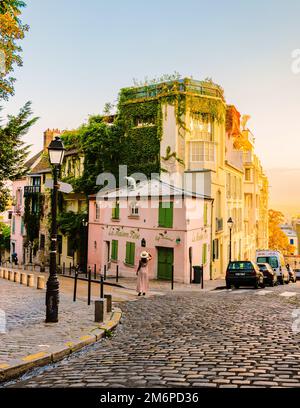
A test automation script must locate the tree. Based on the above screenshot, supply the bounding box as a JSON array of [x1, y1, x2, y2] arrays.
[[0, 101, 38, 210], [268, 209, 296, 255], [0, 0, 28, 99], [0, 222, 10, 263]]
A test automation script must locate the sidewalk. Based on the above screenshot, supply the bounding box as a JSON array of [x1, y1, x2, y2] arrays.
[[0, 278, 121, 383]]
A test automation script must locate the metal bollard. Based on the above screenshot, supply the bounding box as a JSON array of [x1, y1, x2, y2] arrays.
[[104, 265, 107, 280], [37, 276, 45, 290], [116, 265, 119, 283], [94, 264, 96, 280], [87, 267, 92, 306], [73, 270, 78, 302], [100, 274, 104, 299], [27, 274, 34, 287], [171, 265, 174, 290], [14, 271, 20, 283]]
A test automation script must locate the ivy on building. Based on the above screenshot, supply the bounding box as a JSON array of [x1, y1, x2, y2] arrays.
[[24, 193, 45, 243]]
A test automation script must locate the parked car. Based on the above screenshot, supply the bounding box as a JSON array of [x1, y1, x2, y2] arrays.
[[257, 263, 278, 286], [286, 264, 297, 283], [226, 261, 265, 289], [256, 250, 289, 285], [294, 269, 300, 280]]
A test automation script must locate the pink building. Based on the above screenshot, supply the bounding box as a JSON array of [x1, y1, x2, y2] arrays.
[[88, 180, 213, 283], [10, 178, 27, 263]]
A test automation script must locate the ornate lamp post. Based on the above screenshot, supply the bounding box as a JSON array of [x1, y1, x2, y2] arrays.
[[46, 136, 65, 323], [227, 217, 234, 263]]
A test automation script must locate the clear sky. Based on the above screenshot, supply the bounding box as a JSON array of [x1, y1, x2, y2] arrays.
[[3, 0, 300, 184]]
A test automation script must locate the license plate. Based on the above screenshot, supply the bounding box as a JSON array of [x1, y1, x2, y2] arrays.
[[235, 273, 245, 276]]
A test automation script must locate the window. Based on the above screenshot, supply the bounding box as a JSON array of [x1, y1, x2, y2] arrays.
[[158, 202, 173, 228], [125, 242, 135, 266], [134, 116, 156, 127], [290, 239, 294, 245], [190, 141, 215, 162], [32, 176, 41, 186], [112, 201, 120, 220], [245, 168, 251, 181], [67, 237, 75, 258], [213, 239, 219, 260], [202, 243, 208, 265], [95, 202, 100, 220], [21, 217, 24, 235], [130, 202, 139, 216], [111, 240, 118, 261], [204, 203, 208, 226], [257, 256, 278, 269]]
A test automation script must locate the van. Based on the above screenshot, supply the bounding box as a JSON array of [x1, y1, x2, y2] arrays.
[[256, 250, 289, 284]]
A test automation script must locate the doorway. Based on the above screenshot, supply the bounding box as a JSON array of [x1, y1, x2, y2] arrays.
[[157, 247, 174, 280]]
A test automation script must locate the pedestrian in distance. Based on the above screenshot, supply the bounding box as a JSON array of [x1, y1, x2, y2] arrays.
[[136, 251, 152, 296]]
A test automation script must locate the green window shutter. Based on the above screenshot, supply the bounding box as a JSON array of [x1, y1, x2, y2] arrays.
[[165, 202, 173, 228], [112, 202, 120, 219], [125, 242, 130, 264], [159, 202, 173, 228], [158, 202, 165, 227], [204, 203, 208, 226], [125, 242, 135, 265], [12, 217, 15, 234], [111, 240, 118, 261], [21, 217, 24, 235], [202, 243, 207, 265]]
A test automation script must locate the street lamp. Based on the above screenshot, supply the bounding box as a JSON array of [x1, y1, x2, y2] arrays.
[[46, 136, 65, 323], [227, 217, 234, 263]]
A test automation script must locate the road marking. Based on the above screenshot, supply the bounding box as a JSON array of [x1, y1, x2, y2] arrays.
[[280, 291, 298, 297]]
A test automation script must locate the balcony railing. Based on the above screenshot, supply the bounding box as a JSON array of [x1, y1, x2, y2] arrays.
[[216, 217, 223, 233], [24, 186, 41, 196]]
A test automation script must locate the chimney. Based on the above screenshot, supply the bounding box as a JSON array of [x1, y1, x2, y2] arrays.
[[43, 129, 61, 150]]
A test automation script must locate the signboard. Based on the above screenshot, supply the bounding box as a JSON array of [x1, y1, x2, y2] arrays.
[[44, 179, 73, 194]]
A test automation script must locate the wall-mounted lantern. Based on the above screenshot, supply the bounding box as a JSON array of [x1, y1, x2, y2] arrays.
[[176, 237, 181, 245], [141, 238, 146, 248]]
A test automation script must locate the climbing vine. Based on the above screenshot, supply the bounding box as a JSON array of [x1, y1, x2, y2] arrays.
[[24, 193, 44, 242]]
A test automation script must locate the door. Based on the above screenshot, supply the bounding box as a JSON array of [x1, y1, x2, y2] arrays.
[[157, 247, 174, 280]]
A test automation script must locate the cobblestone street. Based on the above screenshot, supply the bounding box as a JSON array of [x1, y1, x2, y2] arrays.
[[6, 282, 300, 388], [0, 279, 103, 364]]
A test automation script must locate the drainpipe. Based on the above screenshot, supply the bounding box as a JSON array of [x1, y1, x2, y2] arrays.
[[210, 198, 215, 281]]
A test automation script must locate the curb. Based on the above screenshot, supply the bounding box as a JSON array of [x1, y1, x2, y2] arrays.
[[0, 307, 122, 383]]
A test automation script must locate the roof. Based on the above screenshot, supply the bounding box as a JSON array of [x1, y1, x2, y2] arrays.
[[24, 150, 43, 170], [92, 179, 212, 200], [29, 154, 51, 174]]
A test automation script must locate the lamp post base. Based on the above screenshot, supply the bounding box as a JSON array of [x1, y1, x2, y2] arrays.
[[45, 277, 60, 323]]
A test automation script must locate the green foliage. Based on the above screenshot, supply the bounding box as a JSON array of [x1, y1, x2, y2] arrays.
[[0, 0, 29, 99], [0, 222, 10, 251], [0, 102, 38, 211], [57, 211, 87, 237], [23, 193, 44, 242], [0, 102, 38, 180]]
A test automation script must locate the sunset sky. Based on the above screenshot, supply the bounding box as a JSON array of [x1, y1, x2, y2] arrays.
[[3, 0, 300, 215]]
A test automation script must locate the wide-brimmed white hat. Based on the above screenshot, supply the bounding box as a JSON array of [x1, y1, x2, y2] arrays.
[[140, 251, 149, 259]]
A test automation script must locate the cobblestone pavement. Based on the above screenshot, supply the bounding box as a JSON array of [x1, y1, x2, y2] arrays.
[[0, 279, 102, 364], [7, 282, 300, 388]]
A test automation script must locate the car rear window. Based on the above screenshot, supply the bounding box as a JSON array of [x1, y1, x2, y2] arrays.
[[258, 264, 267, 270], [228, 262, 253, 270], [257, 256, 278, 269]]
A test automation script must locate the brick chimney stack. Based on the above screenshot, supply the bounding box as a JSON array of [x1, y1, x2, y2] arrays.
[[43, 128, 61, 150]]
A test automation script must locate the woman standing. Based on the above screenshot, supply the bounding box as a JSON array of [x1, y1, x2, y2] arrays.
[[136, 251, 152, 296]]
